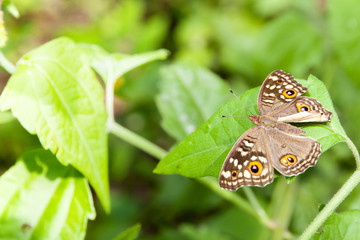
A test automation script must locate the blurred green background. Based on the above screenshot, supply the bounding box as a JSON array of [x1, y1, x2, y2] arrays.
[[1, 0, 360, 239]]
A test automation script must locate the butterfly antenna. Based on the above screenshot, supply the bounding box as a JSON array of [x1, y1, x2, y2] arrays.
[[229, 89, 254, 115], [221, 115, 248, 118]]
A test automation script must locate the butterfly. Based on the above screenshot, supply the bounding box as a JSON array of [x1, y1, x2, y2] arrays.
[[219, 70, 332, 190]]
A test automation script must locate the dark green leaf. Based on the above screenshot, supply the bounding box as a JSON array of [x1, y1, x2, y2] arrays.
[[154, 74, 345, 178], [156, 64, 230, 141], [179, 224, 231, 240], [112, 223, 141, 240], [0, 149, 95, 239], [0, 37, 110, 211]]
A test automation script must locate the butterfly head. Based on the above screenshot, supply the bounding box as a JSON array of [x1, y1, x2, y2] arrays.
[[248, 114, 260, 125]]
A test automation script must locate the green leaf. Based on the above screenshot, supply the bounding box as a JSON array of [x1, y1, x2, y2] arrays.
[[328, 0, 360, 87], [179, 224, 231, 240], [154, 74, 345, 178], [312, 210, 360, 240], [2, 0, 20, 18], [0, 149, 95, 240], [156, 64, 230, 141], [0, 37, 110, 212], [78, 43, 169, 83], [113, 223, 141, 240]]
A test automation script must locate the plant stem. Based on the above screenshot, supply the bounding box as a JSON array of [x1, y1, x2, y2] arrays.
[[198, 178, 258, 218], [269, 179, 296, 240], [345, 136, 360, 169], [199, 177, 278, 230], [0, 51, 16, 74], [299, 169, 360, 240], [109, 121, 167, 160], [243, 187, 274, 227]]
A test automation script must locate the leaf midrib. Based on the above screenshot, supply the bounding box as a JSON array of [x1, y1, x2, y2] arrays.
[[29, 58, 100, 183]]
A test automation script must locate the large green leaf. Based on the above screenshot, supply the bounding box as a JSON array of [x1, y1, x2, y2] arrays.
[[0, 149, 95, 240], [154, 74, 345, 178], [312, 210, 360, 240], [0, 37, 109, 211], [156, 64, 230, 141]]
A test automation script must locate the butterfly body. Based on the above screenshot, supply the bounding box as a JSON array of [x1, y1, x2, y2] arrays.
[[219, 70, 332, 191]]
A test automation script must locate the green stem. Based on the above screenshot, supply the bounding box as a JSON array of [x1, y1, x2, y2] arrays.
[[270, 179, 296, 240], [299, 169, 360, 240], [0, 51, 16, 74], [346, 136, 360, 169], [243, 187, 274, 227], [108, 121, 167, 160], [198, 178, 257, 217]]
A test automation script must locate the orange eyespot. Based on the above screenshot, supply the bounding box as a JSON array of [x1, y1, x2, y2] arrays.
[[276, 79, 283, 84], [283, 89, 297, 98], [231, 170, 238, 177], [248, 161, 263, 175], [280, 155, 297, 166], [296, 102, 310, 112]]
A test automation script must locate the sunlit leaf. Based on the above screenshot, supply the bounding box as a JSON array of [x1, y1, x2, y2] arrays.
[[0, 149, 95, 240], [156, 64, 230, 141], [0, 37, 109, 211], [2, 0, 19, 18], [154, 74, 345, 178], [79, 43, 169, 83]]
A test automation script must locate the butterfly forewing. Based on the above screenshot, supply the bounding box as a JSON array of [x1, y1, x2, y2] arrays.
[[258, 70, 308, 115], [219, 127, 274, 190]]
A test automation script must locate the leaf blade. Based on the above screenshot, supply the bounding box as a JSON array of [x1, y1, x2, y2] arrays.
[[0, 149, 95, 240], [0, 37, 110, 211], [79, 43, 169, 83], [156, 64, 230, 141]]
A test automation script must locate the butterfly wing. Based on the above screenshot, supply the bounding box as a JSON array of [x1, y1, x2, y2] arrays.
[[266, 127, 321, 177], [271, 96, 332, 122], [257, 70, 308, 116], [219, 127, 274, 190]]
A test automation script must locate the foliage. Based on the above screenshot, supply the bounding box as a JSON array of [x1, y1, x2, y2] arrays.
[[0, 149, 95, 239], [0, 0, 360, 240]]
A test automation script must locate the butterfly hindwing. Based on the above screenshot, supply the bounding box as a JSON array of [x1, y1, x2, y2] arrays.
[[219, 127, 274, 190], [266, 127, 321, 177]]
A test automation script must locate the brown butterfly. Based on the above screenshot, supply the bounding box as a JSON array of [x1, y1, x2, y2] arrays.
[[219, 70, 332, 190]]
